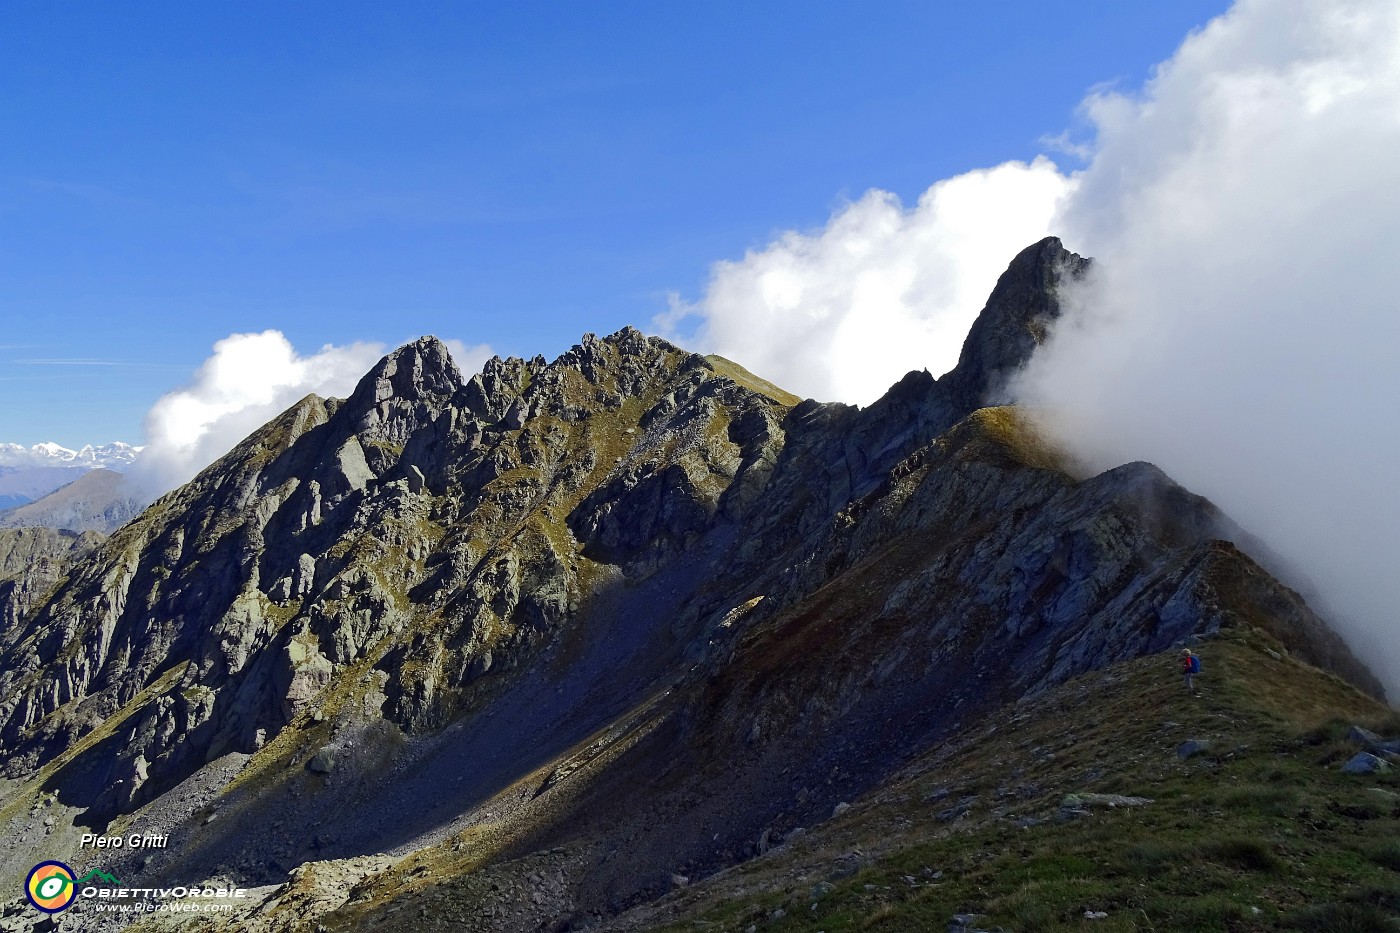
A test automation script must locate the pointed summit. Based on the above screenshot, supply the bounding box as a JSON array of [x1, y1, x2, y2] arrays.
[[941, 236, 1090, 413], [853, 237, 1091, 454], [343, 336, 463, 446], [347, 336, 462, 408]]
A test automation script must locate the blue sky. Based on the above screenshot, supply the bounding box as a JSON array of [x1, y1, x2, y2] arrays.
[[1, 1, 1227, 446]]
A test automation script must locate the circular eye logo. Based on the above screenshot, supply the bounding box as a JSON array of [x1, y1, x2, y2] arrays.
[[25, 861, 77, 913]]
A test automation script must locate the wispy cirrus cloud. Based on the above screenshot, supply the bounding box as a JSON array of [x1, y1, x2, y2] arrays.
[[13, 358, 187, 367]]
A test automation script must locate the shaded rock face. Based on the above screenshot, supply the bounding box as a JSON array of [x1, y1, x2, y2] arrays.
[[943, 236, 1092, 413], [0, 527, 104, 642], [0, 238, 1379, 929]]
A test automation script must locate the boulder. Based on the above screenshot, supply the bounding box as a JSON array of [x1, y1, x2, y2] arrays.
[[1348, 725, 1400, 756], [1342, 752, 1390, 775], [1060, 793, 1153, 808], [1178, 740, 1209, 760], [1350, 725, 1383, 746]]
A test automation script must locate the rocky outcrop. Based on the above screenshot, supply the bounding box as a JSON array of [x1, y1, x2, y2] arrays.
[[942, 235, 1091, 413], [0, 527, 103, 644], [0, 526, 103, 586]]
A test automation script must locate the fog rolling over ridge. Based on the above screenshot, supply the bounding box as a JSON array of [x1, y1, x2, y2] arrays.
[[1014, 0, 1400, 696], [664, 0, 1400, 695]]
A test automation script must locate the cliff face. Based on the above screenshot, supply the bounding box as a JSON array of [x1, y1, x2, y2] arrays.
[[0, 238, 1378, 930], [0, 527, 104, 640]]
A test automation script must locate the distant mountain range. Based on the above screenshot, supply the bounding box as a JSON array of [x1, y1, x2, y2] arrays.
[[0, 440, 141, 470], [0, 442, 145, 530]]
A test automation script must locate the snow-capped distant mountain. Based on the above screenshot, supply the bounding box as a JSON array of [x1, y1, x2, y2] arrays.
[[0, 441, 142, 471]]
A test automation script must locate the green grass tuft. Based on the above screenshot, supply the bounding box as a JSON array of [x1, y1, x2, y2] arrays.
[[1222, 783, 1297, 816], [1370, 842, 1400, 872], [1197, 836, 1284, 873], [1126, 840, 1176, 872], [1284, 901, 1400, 932]]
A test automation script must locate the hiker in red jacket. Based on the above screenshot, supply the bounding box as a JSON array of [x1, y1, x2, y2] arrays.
[[1181, 648, 1201, 694]]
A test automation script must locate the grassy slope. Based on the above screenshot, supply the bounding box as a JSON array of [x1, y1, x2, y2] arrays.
[[704, 356, 803, 408], [624, 628, 1399, 932]]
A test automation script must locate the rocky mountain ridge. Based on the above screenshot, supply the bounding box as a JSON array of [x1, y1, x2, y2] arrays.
[[0, 237, 1381, 932]]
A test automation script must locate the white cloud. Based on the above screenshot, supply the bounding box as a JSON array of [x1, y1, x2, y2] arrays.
[[1015, 0, 1400, 694], [658, 158, 1074, 405], [132, 331, 495, 496], [132, 331, 386, 493], [442, 338, 494, 377]]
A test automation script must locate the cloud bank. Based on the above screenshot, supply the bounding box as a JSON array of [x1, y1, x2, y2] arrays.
[[663, 0, 1400, 693], [1016, 0, 1400, 693], [658, 158, 1072, 404], [131, 331, 389, 493]]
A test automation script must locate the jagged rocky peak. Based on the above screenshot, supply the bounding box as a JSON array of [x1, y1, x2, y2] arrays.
[[839, 237, 1090, 464], [0, 314, 794, 802], [943, 235, 1090, 410], [459, 352, 545, 424], [360, 326, 768, 445], [341, 336, 463, 449], [458, 326, 702, 428], [352, 335, 462, 404], [538, 326, 686, 389]]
